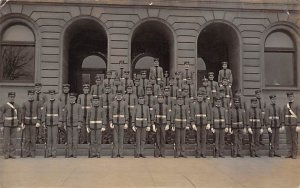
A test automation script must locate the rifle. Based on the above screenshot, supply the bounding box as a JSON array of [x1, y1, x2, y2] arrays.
[[20, 128, 24, 158]]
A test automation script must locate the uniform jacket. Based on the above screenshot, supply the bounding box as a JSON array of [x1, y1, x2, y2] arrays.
[[139, 78, 149, 90], [63, 103, 83, 127], [42, 99, 62, 126], [133, 85, 144, 97], [109, 99, 129, 125], [34, 91, 47, 104], [282, 102, 300, 126], [103, 78, 115, 86], [132, 104, 150, 128], [169, 84, 178, 98], [190, 101, 211, 126], [228, 107, 246, 129], [58, 93, 70, 108], [185, 84, 196, 99], [86, 106, 105, 129], [21, 100, 41, 125], [0, 102, 21, 127], [218, 69, 233, 84], [77, 93, 93, 118], [208, 80, 219, 96], [124, 93, 138, 117], [152, 103, 171, 125], [182, 69, 194, 80], [112, 84, 125, 95], [121, 78, 134, 90], [246, 107, 263, 128], [90, 84, 103, 97], [171, 104, 190, 128], [149, 66, 164, 81], [265, 104, 282, 128], [211, 106, 228, 129]]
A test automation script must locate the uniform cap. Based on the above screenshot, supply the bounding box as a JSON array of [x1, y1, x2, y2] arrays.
[[184, 61, 189, 65], [286, 92, 293, 96], [35, 83, 42, 87], [164, 86, 170, 91], [269, 95, 276, 99], [221, 61, 228, 65], [197, 88, 206, 95], [28, 90, 35, 95], [141, 71, 147, 75], [83, 84, 90, 89], [92, 96, 100, 100], [255, 90, 261, 94], [202, 77, 208, 82], [208, 72, 214, 76], [8, 92, 15, 96], [233, 97, 241, 103], [251, 98, 258, 102], [48, 90, 56, 94], [95, 75, 101, 80], [62, 84, 70, 88], [124, 70, 129, 74], [69, 93, 77, 97], [116, 89, 123, 94], [215, 96, 221, 101], [154, 58, 159, 62]]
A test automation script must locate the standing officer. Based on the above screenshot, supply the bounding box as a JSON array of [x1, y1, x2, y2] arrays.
[[149, 77, 161, 98], [246, 98, 263, 157], [86, 96, 106, 158], [282, 92, 300, 159], [63, 93, 83, 158], [133, 79, 144, 97], [132, 96, 151, 158], [169, 76, 179, 100], [190, 89, 211, 158], [211, 96, 228, 158], [145, 85, 157, 144], [234, 89, 247, 111], [174, 71, 183, 89], [34, 83, 47, 144], [77, 84, 92, 144], [42, 90, 62, 158], [182, 61, 194, 83], [207, 72, 219, 106], [255, 89, 266, 145], [140, 71, 149, 93], [228, 98, 246, 158], [112, 76, 125, 95], [172, 96, 190, 158], [198, 77, 212, 105], [149, 58, 164, 85], [0, 92, 22, 159], [101, 84, 114, 144], [163, 86, 174, 144], [163, 71, 169, 87], [121, 70, 134, 92], [90, 75, 103, 97], [124, 86, 138, 144], [109, 90, 129, 158], [265, 95, 282, 157], [219, 78, 233, 108], [218, 61, 233, 86], [103, 70, 114, 86], [152, 93, 171, 157], [58, 84, 70, 144], [185, 77, 195, 100], [21, 90, 41, 158]]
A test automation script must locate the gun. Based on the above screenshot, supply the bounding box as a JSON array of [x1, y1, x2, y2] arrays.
[[20, 128, 24, 158]]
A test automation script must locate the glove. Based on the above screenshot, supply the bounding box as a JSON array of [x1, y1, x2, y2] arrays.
[[110, 123, 114, 129], [172, 126, 175, 132], [42, 123, 46, 128], [296, 126, 300, 132], [248, 128, 253, 134], [243, 128, 247, 134], [132, 126, 137, 132], [146, 127, 151, 132], [192, 124, 197, 131], [229, 128, 233, 134], [185, 126, 190, 130], [260, 128, 264, 134], [279, 126, 285, 133], [206, 124, 210, 130], [225, 128, 229, 133], [267, 127, 272, 133], [36, 123, 41, 128], [17, 127, 21, 132], [21, 123, 25, 130], [86, 127, 91, 133], [165, 125, 169, 131], [211, 128, 215, 133], [152, 124, 157, 132], [124, 124, 128, 129], [101, 127, 106, 132]]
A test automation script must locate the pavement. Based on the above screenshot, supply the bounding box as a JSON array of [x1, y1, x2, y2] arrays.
[[0, 156, 300, 188]]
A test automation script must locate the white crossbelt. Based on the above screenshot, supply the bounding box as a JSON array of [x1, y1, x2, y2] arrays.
[[4, 117, 17, 120], [175, 119, 187, 122], [268, 116, 279, 120], [136, 118, 147, 121], [47, 114, 58, 117], [113, 115, 125, 118], [249, 119, 260, 122], [214, 119, 225, 122], [196, 114, 207, 117], [90, 121, 102, 124], [25, 117, 38, 120]]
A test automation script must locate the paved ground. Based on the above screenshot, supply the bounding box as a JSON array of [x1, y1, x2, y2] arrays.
[[0, 156, 299, 188]]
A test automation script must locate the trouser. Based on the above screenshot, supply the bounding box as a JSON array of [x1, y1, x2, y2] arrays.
[[67, 127, 78, 157], [249, 128, 260, 155], [80, 117, 87, 144], [113, 124, 124, 157], [90, 128, 102, 156], [233, 129, 243, 156], [36, 126, 44, 144], [126, 116, 134, 144], [270, 127, 280, 156], [175, 128, 186, 156], [24, 125, 36, 157], [58, 127, 66, 144], [155, 123, 166, 157], [136, 127, 147, 155], [46, 125, 58, 157], [214, 128, 225, 156], [196, 125, 206, 156], [3, 127, 17, 157], [286, 125, 298, 157]]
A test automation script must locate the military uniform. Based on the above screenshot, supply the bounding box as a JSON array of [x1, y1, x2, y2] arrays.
[[255, 90, 267, 145], [169, 81, 179, 100], [103, 71, 115, 86], [112, 78, 125, 95], [34, 83, 47, 144], [198, 85, 212, 105], [145, 87, 157, 144], [163, 71, 169, 87], [218, 62, 233, 85], [42, 90, 62, 158], [207, 72, 219, 101], [90, 76, 103, 97], [101, 86, 115, 144], [0, 92, 22, 159], [139, 71, 149, 92], [174, 71, 183, 89], [124, 88, 138, 144], [58, 84, 70, 144], [182, 62, 194, 83], [121, 71, 134, 92], [133, 81, 145, 97], [149, 58, 164, 84]]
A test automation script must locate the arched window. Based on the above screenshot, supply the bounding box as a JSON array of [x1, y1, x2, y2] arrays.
[[1, 24, 35, 82], [264, 31, 296, 87]]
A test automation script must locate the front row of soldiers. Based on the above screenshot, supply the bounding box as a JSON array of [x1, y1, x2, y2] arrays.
[[1, 87, 300, 159]]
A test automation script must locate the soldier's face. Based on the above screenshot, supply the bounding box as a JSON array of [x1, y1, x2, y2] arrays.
[[127, 88, 132, 93], [63, 87, 70, 94], [234, 101, 240, 108], [185, 64, 189, 69], [177, 99, 184, 105], [222, 64, 227, 69], [251, 101, 257, 108], [8, 95, 15, 102], [146, 89, 152, 95], [215, 100, 221, 106], [154, 61, 159, 66], [50, 93, 55, 100], [158, 96, 164, 103], [105, 88, 111, 93], [35, 86, 41, 92], [28, 94, 34, 101], [142, 74, 146, 78], [138, 98, 145, 104], [96, 80, 101, 85], [116, 94, 122, 100], [255, 93, 261, 98], [83, 88, 89, 94], [288, 95, 294, 102], [270, 98, 276, 104], [197, 95, 203, 101], [115, 80, 120, 85], [203, 81, 208, 86], [70, 97, 76, 103], [164, 90, 170, 96], [93, 99, 100, 106], [124, 73, 129, 78], [135, 81, 140, 86], [208, 75, 214, 80]]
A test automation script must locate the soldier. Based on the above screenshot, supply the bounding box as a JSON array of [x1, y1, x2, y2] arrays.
[[219, 78, 233, 108], [228, 98, 246, 158], [246, 98, 264, 157], [149, 58, 164, 84], [152, 93, 171, 157], [121, 70, 134, 92], [207, 72, 219, 105], [174, 71, 183, 89], [42, 90, 62, 158], [63, 93, 83, 158], [190, 89, 211, 158], [181, 86, 192, 108], [133, 79, 144, 97], [218, 61, 233, 86], [58, 84, 70, 144], [0, 92, 22, 159], [112, 76, 125, 95], [145, 85, 157, 144], [211, 96, 228, 158], [124, 86, 138, 144], [234, 89, 247, 111], [219, 87, 230, 109], [21, 90, 42, 158], [255, 90, 267, 146], [149, 77, 161, 98], [139, 71, 149, 93], [90, 75, 103, 97], [282, 92, 300, 159], [182, 61, 194, 83], [169, 76, 179, 100], [163, 71, 169, 87], [103, 70, 114, 86], [109, 90, 129, 158], [86, 96, 106, 158], [185, 77, 196, 100], [101, 85, 115, 144], [172, 96, 190, 158], [163, 86, 174, 144], [265, 95, 282, 157], [198, 77, 212, 105], [132, 96, 151, 158], [77, 84, 92, 144], [34, 83, 47, 144]]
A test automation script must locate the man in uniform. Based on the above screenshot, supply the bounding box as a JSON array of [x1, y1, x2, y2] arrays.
[[149, 77, 161, 98], [21, 90, 41, 158], [0, 92, 22, 159], [185, 77, 195, 100], [133, 78, 144, 97], [234, 89, 247, 111], [163, 86, 174, 144], [101, 84, 114, 144], [219, 78, 233, 108], [139, 71, 149, 93], [58, 84, 70, 144], [282, 92, 300, 159], [132, 96, 151, 158], [121, 70, 134, 92], [77, 84, 92, 144], [152, 93, 171, 157], [246, 98, 264, 157], [211, 96, 228, 158], [190, 89, 211, 158], [103, 70, 114, 86], [207, 72, 219, 106], [169, 76, 179, 100], [182, 61, 194, 84], [90, 75, 103, 97], [163, 71, 169, 87], [63, 93, 83, 158], [174, 71, 183, 89], [265, 95, 282, 157], [255, 90, 267, 146], [109, 90, 129, 158], [34, 83, 47, 144], [124, 86, 138, 144], [198, 77, 212, 106], [86, 96, 106, 158], [145, 85, 157, 144], [112, 76, 125, 95], [149, 58, 164, 85], [228, 97, 246, 158], [172, 96, 190, 158], [218, 61, 233, 86], [42, 90, 62, 158]]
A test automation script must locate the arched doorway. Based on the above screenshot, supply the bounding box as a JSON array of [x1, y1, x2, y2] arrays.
[[197, 22, 240, 90], [63, 18, 107, 93], [131, 20, 175, 78]]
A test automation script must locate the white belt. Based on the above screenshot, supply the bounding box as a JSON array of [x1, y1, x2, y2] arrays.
[[196, 114, 207, 117], [47, 114, 58, 117], [183, 79, 187, 81], [232, 122, 243, 125], [190, 97, 194, 99], [113, 115, 125, 118], [249, 119, 260, 122], [206, 97, 211, 100], [269, 116, 279, 120], [4, 117, 17, 120], [149, 108, 153, 111], [285, 115, 297, 118], [212, 90, 216, 93], [90, 120, 102, 124], [225, 95, 230, 98], [136, 118, 147, 121], [156, 115, 166, 118], [171, 97, 176, 99], [103, 106, 108, 108], [82, 106, 91, 109], [25, 117, 38, 120], [157, 78, 161, 81], [129, 105, 135, 108], [214, 119, 225, 122], [175, 119, 187, 122]]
